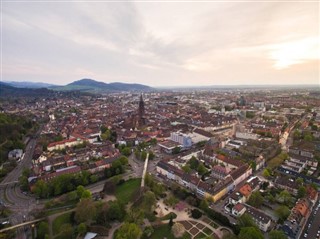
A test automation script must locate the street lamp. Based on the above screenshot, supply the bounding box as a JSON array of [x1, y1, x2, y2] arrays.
[[31, 224, 35, 239]]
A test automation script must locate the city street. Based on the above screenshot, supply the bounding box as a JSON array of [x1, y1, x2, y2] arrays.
[[301, 199, 320, 239]]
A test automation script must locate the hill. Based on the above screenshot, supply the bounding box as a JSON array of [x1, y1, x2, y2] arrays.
[[0, 82, 54, 97], [4, 81, 56, 88], [51, 79, 153, 92]]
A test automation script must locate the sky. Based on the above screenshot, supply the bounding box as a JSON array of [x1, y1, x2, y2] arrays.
[[1, 1, 319, 87]]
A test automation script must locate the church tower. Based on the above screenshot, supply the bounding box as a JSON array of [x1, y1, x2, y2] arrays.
[[137, 94, 146, 127]]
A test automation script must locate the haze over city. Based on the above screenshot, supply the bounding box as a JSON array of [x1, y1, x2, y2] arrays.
[[1, 1, 319, 87]]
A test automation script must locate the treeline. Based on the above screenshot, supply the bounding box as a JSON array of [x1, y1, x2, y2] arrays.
[[32, 156, 128, 198], [0, 113, 37, 162], [0, 113, 37, 179]]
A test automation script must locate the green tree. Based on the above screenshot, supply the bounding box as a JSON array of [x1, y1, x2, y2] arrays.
[[108, 200, 125, 221], [181, 164, 191, 173], [238, 227, 263, 239], [75, 199, 97, 225], [115, 222, 142, 239], [199, 199, 209, 211], [143, 191, 156, 211], [81, 190, 92, 199], [168, 214, 174, 228], [141, 151, 147, 161], [297, 186, 307, 198], [296, 177, 304, 185], [269, 230, 287, 239], [262, 168, 271, 178], [59, 224, 73, 239], [37, 221, 49, 239], [148, 151, 155, 160], [238, 213, 257, 228], [278, 190, 292, 204], [172, 146, 181, 154], [121, 147, 131, 157], [293, 130, 301, 140], [275, 205, 290, 222], [188, 156, 199, 169], [76, 185, 85, 198], [32, 180, 49, 198], [118, 156, 128, 165], [126, 208, 145, 225], [191, 209, 202, 219], [197, 163, 208, 175], [77, 223, 87, 236], [247, 191, 264, 208]]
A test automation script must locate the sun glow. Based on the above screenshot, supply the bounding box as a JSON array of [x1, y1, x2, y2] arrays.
[[269, 37, 319, 69]]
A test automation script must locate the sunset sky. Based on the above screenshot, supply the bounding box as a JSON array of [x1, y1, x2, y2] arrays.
[[1, 1, 319, 87]]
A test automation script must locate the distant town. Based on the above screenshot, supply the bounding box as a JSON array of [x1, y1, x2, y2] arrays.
[[0, 84, 320, 239]]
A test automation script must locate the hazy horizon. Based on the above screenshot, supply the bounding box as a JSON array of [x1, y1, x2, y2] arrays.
[[2, 1, 319, 87]]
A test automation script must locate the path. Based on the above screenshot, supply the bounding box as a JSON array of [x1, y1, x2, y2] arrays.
[[141, 153, 149, 187], [155, 198, 232, 239], [47, 208, 75, 239]]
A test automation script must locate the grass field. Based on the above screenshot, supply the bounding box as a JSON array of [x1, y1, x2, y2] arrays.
[[115, 178, 141, 204], [52, 212, 72, 235]]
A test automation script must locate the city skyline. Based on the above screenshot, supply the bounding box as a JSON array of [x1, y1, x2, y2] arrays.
[[1, 1, 319, 87]]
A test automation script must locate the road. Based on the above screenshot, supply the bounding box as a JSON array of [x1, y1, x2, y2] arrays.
[[0, 126, 44, 238], [300, 199, 320, 239]]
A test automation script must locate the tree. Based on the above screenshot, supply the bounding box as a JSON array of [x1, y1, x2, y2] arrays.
[[37, 221, 49, 239], [247, 191, 264, 208], [172, 222, 186, 238], [108, 200, 125, 221], [297, 186, 307, 198], [199, 199, 209, 211], [81, 190, 92, 199], [96, 202, 109, 226], [279, 190, 292, 204], [172, 146, 181, 154], [181, 165, 191, 173], [76, 185, 85, 198], [293, 130, 301, 140], [191, 209, 202, 219], [148, 151, 155, 160], [296, 177, 304, 185], [143, 191, 156, 211], [269, 230, 287, 239], [121, 147, 131, 157], [238, 227, 263, 239], [275, 205, 290, 222], [188, 156, 199, 169], [90, 174, 98, 183], [238, 213, 257, 228], [197, 163, 208, 175], [75, 199, 97, 225], [32, 180, 49, 198], [59, 224, 73, 239], [141, 226, 154, 239], [103, 181, 116, 194], [115, 222, 142, 239], [119, 156, 128, 165], [262, 168, 271, 178], [168, 214, 174, 228], [77, 223, 87, 236], [126, 208, 145, 225], [141, 151, 147, 161]]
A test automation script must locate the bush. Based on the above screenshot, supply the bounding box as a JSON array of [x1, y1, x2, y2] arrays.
[[191, 209, 202, 219]]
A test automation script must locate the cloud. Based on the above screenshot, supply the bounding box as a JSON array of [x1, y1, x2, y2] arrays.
[[1, 1, 319, 86]]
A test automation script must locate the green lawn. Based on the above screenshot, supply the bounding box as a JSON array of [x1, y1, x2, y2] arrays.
[[115, 178, 141, 204], [150, 224, 191, 239], [52, 212, 72, 235], [195, 232, 207, 239]]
